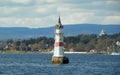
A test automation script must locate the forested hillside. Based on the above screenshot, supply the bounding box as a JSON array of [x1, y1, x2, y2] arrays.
[[0, 33, 120, 53]]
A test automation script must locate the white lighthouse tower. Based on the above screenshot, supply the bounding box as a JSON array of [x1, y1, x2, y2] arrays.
[[52, 16, 69, 64]]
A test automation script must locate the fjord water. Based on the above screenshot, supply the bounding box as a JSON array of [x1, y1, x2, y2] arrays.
[[0, 54, 120, 75]]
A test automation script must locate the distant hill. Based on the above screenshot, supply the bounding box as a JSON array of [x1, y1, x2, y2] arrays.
[[0, 24, 120, 40]]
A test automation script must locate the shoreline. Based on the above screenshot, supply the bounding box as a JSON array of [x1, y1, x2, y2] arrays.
[[0, 51, 108, 54], [0, 51, 49, 54]]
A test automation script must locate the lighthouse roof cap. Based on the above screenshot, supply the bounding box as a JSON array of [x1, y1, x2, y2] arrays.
[[56, 16, 63, 29]]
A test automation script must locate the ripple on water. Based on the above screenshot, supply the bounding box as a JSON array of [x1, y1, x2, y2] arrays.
[[0, 54, 120, 75]]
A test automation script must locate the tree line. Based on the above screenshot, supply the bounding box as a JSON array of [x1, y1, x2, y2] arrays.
[[0, 33, 120, 53]]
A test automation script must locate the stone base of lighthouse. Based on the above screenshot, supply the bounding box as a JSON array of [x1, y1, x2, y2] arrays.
[[52, 56, 69, 64]]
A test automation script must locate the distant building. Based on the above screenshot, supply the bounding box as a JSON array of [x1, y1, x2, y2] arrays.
[[116, 41, 120, 46], [90, 49, 97, 53], [69, 48, 74, 52], [99, 29, 106, 37]]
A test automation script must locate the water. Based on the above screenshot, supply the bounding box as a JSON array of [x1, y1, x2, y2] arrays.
[[0, 53, 120, 75]]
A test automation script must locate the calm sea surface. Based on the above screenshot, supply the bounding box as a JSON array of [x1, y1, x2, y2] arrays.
[[0, 53, 120, 75]]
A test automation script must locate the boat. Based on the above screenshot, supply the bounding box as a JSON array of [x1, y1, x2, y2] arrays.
[[110, 52, 120, 55]]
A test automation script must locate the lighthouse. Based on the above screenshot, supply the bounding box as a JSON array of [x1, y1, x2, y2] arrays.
[[52, 16, 69, 64]]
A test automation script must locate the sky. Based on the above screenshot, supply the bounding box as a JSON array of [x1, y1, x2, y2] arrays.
[[0, 0, 120, 28]]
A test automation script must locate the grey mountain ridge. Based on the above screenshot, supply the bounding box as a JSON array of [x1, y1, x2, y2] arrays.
[[0, 24, 120, 40]]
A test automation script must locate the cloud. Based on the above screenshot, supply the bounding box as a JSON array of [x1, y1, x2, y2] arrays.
[[0, 6, 19, 16], [46, 0, 96, 4], [61, 12, 102, 24], [0, 17, 45, 28], [106, 0, 120, 5], [0, 0, 120, 28], [102, 16, 120, 24], [34, 5, 57, 15], [11, 0, 31, 4], [0, 0, 33, 7], [0, 15, 57, 28]]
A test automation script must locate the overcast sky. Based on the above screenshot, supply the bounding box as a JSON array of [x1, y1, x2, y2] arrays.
[[0, 0, 120, 28]]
